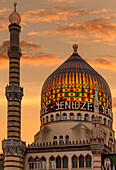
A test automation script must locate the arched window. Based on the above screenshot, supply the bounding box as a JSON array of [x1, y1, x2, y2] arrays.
[[35, 157, 39, 169], [46, 116, 49, 123], [70, 113, 74, 120], [84, 114, 89, 121], [77, 113, 81, 120], [79, 155, 84, 168], [56, 156, 61, 168], [72, 155, 78, 168], [53, 136, 57, 144], [103, 118, 106, 125], [56, 113, 60, 121], [50, 156, 55, 169], [63, 113, 67, 120], [51, 115, 54, 122], [91, 115, 94, 121], [99, 116, 102, 121], [86, 155, 91, 167], [41, 157, 46, 169], [59, 136, 63, 144], [29, 157, 34, 169], [63, 156, 68, 168], [65, 135, 69, 144]]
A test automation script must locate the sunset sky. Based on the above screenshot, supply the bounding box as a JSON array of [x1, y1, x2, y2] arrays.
[[0, 0, 116, 151]]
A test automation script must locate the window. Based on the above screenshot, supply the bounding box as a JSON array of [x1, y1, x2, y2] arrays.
[[51, 115, 54, 122], [72, 155, 78, 168], [79, 155, 84, 168], [56, 113, 60, 121], [84, 114, 89, 121], [63, 156, 68, 168], [29, 157, 34, 169], [46, 116, 49, 123], [65, 135, 69, 144], [50, 156, 55, 169], [53, 136, 57, 144], [86, 155, 91, 168], [59, 136, 63, 144], [70, 113, 74, 120], [77, 113, 81, 120], [63, 113, 67, 120], [35, 157, 39, 169], [41, 157, 46, 169], [91, 115, 94, 121], [56, 156, 61, 168]]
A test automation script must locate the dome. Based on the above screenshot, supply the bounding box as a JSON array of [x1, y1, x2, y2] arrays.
[[9, 2, 21, 25], [41, 45, 112, 116]]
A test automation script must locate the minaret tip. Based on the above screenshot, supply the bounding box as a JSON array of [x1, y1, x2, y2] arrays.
[[9, 2, 21, 25], [13, 2, 17, 12], [73, 44, 78, 54]]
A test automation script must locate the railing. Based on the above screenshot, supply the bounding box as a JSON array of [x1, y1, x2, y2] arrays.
[[28, 140, 90, 148]]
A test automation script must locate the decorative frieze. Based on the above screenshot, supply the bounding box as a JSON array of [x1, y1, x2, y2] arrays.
[[2, 139, 26, 157], [5, 85, 23, 101]]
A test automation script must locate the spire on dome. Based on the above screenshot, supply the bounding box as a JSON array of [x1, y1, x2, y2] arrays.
[[73, 44, 78, 54], [94, 82, 99, 112], [9, 2, 21, 25]]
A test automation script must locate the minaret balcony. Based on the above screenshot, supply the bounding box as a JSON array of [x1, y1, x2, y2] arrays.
[[5, 85, 23, 101]]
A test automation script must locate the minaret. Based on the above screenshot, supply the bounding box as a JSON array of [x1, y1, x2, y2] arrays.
[[90, 82, 104, 170], [2, 3, 26, 170]]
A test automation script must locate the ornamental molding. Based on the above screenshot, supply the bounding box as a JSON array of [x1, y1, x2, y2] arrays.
[[5, 85, 23, 101], [2, 139, 26, 157]]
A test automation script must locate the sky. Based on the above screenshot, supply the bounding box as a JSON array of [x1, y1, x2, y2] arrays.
[[0, 0, 116, 151]]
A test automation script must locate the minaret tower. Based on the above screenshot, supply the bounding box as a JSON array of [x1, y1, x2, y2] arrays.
[[90, 82, 104, 170], [2, 3, 26, 170]]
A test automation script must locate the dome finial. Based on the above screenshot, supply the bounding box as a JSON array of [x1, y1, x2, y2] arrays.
[[13, 2, 17, 12], [73, 44, 78, 54], [9, 2, 21, 25]]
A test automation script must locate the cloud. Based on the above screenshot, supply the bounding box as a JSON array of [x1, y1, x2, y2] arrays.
[[0, 40, 63, 68], [21, 7, 109, 23], [86, 55, 116, 71], [0, 8, 11, 31], [28, 16, 116, 43], [22, 54, 63, 66]]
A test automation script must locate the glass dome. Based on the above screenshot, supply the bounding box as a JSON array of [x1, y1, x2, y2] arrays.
[[41, 45, 112, 116]]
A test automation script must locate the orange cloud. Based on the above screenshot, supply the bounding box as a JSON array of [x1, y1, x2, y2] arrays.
[[86, 55, 116, 71], [22, 8, 109, 23], [0, 8, 11, 31], [0, 40, 63, 68], [28, 16, 116, 43], [22, 54, 64, 66]]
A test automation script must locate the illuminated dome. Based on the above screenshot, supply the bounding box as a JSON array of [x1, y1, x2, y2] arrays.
[[41, 45, 112, 114]]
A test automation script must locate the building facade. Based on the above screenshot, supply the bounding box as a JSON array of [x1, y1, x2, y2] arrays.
[[2, 3, 116, 170]]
